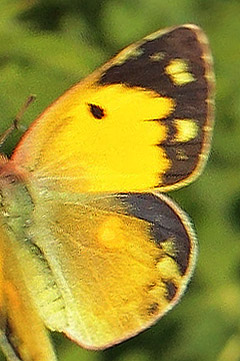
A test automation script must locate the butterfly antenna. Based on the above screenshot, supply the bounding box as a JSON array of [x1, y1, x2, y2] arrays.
[[0, 95, 36, 147]]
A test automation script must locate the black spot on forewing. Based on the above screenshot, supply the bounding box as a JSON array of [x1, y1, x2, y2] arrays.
[[88, 103, 105, 119]]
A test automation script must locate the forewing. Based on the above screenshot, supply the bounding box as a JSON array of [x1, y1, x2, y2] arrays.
[[12, 24, 214, 193]]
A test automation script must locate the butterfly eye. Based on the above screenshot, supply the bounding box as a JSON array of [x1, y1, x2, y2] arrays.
[[88, 103, 105, 120]]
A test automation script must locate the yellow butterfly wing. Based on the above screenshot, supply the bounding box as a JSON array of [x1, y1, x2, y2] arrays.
[[11, 24, 214, 193], [0, 225, 56, 361], [7, 190, 196, 349], [0, 24, 214, 356]]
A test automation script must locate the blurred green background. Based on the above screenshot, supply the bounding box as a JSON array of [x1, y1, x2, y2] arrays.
[[0, 0, 240, 360]]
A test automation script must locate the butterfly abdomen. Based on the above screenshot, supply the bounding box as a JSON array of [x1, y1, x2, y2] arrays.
[[0, 161, 33, 233]]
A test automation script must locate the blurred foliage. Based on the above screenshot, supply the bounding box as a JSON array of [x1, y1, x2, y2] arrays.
[[0, 0, 240, 360]]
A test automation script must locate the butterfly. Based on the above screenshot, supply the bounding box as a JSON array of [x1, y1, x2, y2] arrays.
[[0, 24, 214, 360]]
